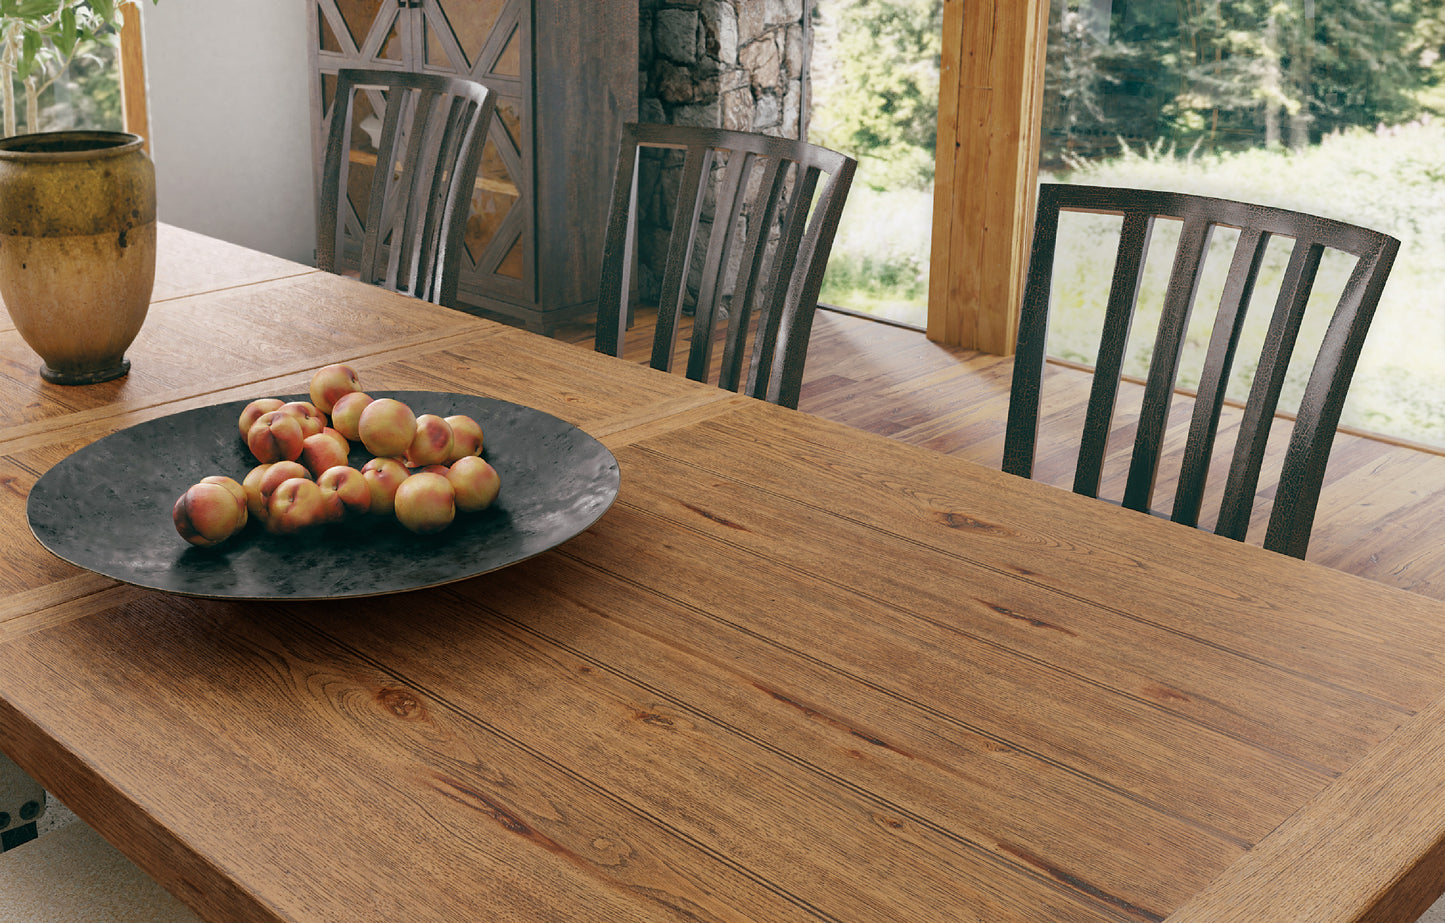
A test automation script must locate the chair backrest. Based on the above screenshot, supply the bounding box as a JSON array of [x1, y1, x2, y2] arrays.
[[317, 68, 496, 308], [1003, 183, 1399, 558], [594, 123, 856, 409]]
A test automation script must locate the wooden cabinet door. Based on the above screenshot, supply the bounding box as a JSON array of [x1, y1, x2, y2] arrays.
[[418, 0, 532, 308], [311, 0, 533, 310]]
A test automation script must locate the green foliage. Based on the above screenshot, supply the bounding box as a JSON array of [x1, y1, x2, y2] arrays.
[[819, 185, 931, 327], [810, 0, 942, 191], [1046, 120, 1445, 445], [0, 0, 155, 136], [1042, 0, 1428, 165]]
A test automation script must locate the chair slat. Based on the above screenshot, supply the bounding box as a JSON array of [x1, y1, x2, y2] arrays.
[[688, 149, 755, 383], [1006, 183, 1400, 558], [1123, 213, 1213, 513], [1174, 227, 1271, 528], [1074, 210, 1153, 498], [317, 69, 495, 310], [651, 143, 714, 374], [1216, 240, 1323, 541], [718, 155, 786, 394], [748, 162, 821, 400], [595, 123, 856, 409]]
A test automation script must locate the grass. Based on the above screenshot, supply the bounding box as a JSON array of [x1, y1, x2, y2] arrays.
[[820, 123, 1445, 447]]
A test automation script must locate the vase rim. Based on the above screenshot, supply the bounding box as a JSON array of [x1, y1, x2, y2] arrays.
[[0, 130, 144, 162]]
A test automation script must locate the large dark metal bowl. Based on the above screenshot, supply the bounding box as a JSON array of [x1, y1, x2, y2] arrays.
[[27, 392, 620, 600]]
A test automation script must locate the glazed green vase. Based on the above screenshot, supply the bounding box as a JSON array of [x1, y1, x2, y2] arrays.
[[0, 130, 157, 385]]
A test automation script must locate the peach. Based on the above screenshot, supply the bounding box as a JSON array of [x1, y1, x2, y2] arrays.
[[308, 363, 362, 414], [199, 475, 249, 530], [329, 391, 373, 442], [358, 397, 417, 458], [242, 463, 273, 520], [405, 414, 454, 467], [444, 414, 483, 462], [447, 456, 502, 513], [321, 427, 349, 454], [257, 461, 311, 511], [247, 410, 305, 463], [360, 456, 409, 517], [393, 471, 455, 534], [173, 481, 247, 547], [279, 401, 326, 438], [266, 477, 327, 535], [317, 465, 371, 522], [238, 398, 284, 439], [300, 431, 350, 478]]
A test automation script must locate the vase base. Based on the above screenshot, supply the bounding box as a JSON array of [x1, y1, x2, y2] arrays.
[[41, 358, 130, 386]]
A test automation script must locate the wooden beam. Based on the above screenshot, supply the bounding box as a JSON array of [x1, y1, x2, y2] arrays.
[[119, 0, 149, 152], [927, 0, 1049, 354]]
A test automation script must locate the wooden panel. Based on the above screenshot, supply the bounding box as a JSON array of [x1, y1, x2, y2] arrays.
[[927, 0, 1049, 355], [119, 0, 149, 149]]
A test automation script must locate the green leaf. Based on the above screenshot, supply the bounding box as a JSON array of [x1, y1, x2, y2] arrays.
[[52, 4, 75, 58], [88, 0, 115, 21], [13, 0, 61, 19], [16, 28, 40, 80]]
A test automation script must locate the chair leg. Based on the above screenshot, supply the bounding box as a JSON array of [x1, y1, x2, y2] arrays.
[[1, 821, 38, 852]]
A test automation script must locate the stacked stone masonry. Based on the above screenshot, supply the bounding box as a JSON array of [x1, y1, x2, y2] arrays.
[[641, 0, 809, 138], [633, 1, 812, 310]]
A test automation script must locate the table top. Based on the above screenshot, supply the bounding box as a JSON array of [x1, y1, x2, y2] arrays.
[[4, 225, 1445, 922]]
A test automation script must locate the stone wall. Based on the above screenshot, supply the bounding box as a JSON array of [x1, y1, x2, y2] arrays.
[[640, 0, 811, 138], [632, 1, 813, 310]]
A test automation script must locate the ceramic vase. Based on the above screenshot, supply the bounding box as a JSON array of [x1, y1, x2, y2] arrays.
[[0, 130, 156, 385]]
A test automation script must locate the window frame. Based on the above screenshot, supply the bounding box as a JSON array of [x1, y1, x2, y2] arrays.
[[927, 0, 1049, 354]]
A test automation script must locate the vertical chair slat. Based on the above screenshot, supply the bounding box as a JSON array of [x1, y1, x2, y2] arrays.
[[1265, 236, 1399, 556], [595, 134, 643, 359], [1002, 186, 1064, 481], [769, 161, 854, 409], [747, 162, 819, 400], [651, 143, 714, 374], [1074, 210, 1154, 499], [406, 91, 459, 302], [1006, 183, 1399, 559], [596, 123, 856, 410], [1216, 239, 1323, 541], [1173, 227, 1270, 528], [1122, 213, 1214, 513], [388, 87, 442, 297], [318, 69, 494, 311], [358, 84, 406, 288], [688, 149, 754, 384], [719, 155, 786, 394]]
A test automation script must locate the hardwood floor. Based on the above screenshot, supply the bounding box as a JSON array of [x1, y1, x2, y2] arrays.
[[557, 306, 1445, 603]]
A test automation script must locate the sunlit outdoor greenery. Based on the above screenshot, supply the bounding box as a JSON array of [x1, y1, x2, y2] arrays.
[[811, 0, 1445, 446]]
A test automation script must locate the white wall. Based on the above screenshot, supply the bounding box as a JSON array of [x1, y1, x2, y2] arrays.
[[141, 0, 316, 264]]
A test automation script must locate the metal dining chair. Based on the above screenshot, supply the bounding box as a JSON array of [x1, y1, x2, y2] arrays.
[[1003, 183, 1400, 559], [317, 68, 496, 309], [0, 753, 201, 921], [595, 122, 856, 410]]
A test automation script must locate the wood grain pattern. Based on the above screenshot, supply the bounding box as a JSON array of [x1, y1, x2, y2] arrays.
[[927, 0, 1049, 353], [5, 229, 1445, 923], [559, 305, 1445, 605]]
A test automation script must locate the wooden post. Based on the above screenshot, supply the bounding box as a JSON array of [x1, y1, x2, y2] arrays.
[[119, 1, 149, 152], [927, 0, 1049, 354]]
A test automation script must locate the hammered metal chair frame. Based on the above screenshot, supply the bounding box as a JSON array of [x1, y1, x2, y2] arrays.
[[1003, 183, 1400, 559], [595, 123, 856, 409], [317, 68, 495, 308]]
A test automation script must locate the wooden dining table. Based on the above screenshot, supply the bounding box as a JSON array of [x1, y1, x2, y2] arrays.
[[4, 225, 1445, 923]]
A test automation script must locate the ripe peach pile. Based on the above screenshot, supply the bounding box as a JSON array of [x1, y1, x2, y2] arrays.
[[172, 364, 501, 547]]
